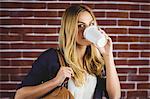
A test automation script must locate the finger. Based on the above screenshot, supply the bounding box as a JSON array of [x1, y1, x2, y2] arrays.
[[100, 30, 109, 40], [68, 68, 74, 76], [64, 72, 72, 79], [64, 67, 74, 76], [106, 37, 113, 46]]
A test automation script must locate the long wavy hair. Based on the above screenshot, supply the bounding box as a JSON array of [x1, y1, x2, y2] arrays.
[[58, 5, 105, 86]]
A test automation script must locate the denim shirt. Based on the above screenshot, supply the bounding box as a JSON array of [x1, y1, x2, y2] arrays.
[[18, 48, 108, 99]]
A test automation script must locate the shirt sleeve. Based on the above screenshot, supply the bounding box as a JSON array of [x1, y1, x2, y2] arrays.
[[17, 48, 57, 89]]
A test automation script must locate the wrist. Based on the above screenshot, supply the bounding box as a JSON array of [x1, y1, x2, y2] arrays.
[[52, 77, 61, 86], [103, 52, 113, 58]]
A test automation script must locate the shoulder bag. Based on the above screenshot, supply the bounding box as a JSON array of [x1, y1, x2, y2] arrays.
[[42, 50, 74, 99]]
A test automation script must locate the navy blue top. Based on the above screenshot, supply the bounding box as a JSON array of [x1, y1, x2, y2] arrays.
[[18, 48, 108, 99]]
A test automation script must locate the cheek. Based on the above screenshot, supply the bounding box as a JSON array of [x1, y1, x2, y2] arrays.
[[78, 29, 84, 38]]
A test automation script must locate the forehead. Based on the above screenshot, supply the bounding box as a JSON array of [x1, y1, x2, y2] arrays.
[[78, 11, 93, 22]]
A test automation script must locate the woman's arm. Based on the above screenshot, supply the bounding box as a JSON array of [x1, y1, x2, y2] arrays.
[[97, 29, 121, 98], [103, 53, 121, 99], [15, 77, 59, 99], [15, 67, 73, 99]]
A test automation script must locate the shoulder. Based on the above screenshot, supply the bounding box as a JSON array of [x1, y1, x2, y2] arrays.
[[39, 48, 58, 59], [33, 48, 59, 66]]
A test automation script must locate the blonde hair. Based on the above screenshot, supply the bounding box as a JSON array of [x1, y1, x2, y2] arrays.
[[58, 5, 104, 86]]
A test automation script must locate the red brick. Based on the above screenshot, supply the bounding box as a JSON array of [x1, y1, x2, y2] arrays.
[[75, 0, 150, 2], [117, 4, 139, 10], [130, 12, 150, 18], [47, 3, 70, 9], [10, 43, 34, 49], [141, 52, 150, 57], [118, 76, 127, 81], [0, 68, 31, 74], [33, 28, 57, 34], [23, 35, 46, 41], [113, 52, 117, 57], [118, 20, 139, 26], [10, 43, 58, 49], [127, 91, 148, 98], [134, 0, 150, 3], [0, 35, 22, 41], [117, 68, 137, 74], [95, 4, 117, 9], [109, 36, 117, 42], [10, 11, 33, 17], [0, 92, 15, 98], [0, 83, 17, 90], [120, 83, 135, 89], [0, 27, 10, 33], [71, 3, 95, 9], [97, 20, 116, 26], [0, 2, 23, 8], [0, 60, 10, 66], [34, 44, 58, 49], [0, 44, 10, 49], [10, 28, 33, 34], [94, 12, 105, 17], [58, 11, 65, 17], [0, 19, 23, 25], [114, 60, 128, 65], [46, 36, 58, 41], [10, 74, 25, 81], [105, 28, 127, 34], [23, 52, 41, 58], [83, 4, 95, 9], [128, 60, 149, 65], [11, 60, 33, 66], [0, 52, 21, 58], [129, 28, 149, 34], [106, 12, 128, 18], [117, 36, 139, 42], [141, 21, 150, 26], [0, 75, 9, 81], [23, 35, 58, 42], [23, 3, 46, 9], [34, 11, 58, 17], [139, 68, 150, 73], [140, 37, 150, 42], [141, 5, 150, 11], [0, 11, 10, 17], [137, 83, 150, 89], [118, 52, 139, 57], [130, 44, 150, 50], [23, 19, 47, 25], [121, 91, 126, 98], [47, 20, 61, 25], [113, 44, 128, 50], [128, 75, 148, 81]]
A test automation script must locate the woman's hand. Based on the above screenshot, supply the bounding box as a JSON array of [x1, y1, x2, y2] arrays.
[[97, 28, 113, 57], [54, 67, 73, 86]]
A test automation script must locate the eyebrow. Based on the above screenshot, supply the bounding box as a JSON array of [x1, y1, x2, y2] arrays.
[[78, 19, 94, 24]]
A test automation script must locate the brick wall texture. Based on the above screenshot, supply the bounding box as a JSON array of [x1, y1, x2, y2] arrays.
[[0, 0, 150, 98]]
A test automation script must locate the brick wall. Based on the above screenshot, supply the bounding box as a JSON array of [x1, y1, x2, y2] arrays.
[[0, 0, 149, 98]]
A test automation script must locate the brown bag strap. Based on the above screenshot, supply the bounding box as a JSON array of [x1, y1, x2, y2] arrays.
[[56, 50, 66, 67], [56, 49, 69, 87]]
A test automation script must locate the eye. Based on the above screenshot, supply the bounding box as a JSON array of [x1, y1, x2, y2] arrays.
[[90, 22, 95, 26], [78, 24, 86, 28]]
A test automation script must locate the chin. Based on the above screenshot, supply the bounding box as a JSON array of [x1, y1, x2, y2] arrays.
[[77, 40, 92, 46]]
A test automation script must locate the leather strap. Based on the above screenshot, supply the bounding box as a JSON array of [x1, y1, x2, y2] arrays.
[[57, 50, 66, 67], [56, 50, 68, 87]]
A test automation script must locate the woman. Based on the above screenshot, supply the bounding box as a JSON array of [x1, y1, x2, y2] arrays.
[[15, 5, 121, 99]]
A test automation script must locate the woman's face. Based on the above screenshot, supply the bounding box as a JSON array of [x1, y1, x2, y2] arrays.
[[76, 11, 95, 46]]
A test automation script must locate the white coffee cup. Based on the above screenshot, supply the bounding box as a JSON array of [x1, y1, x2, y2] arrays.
[[83, 25, 107, 47]]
